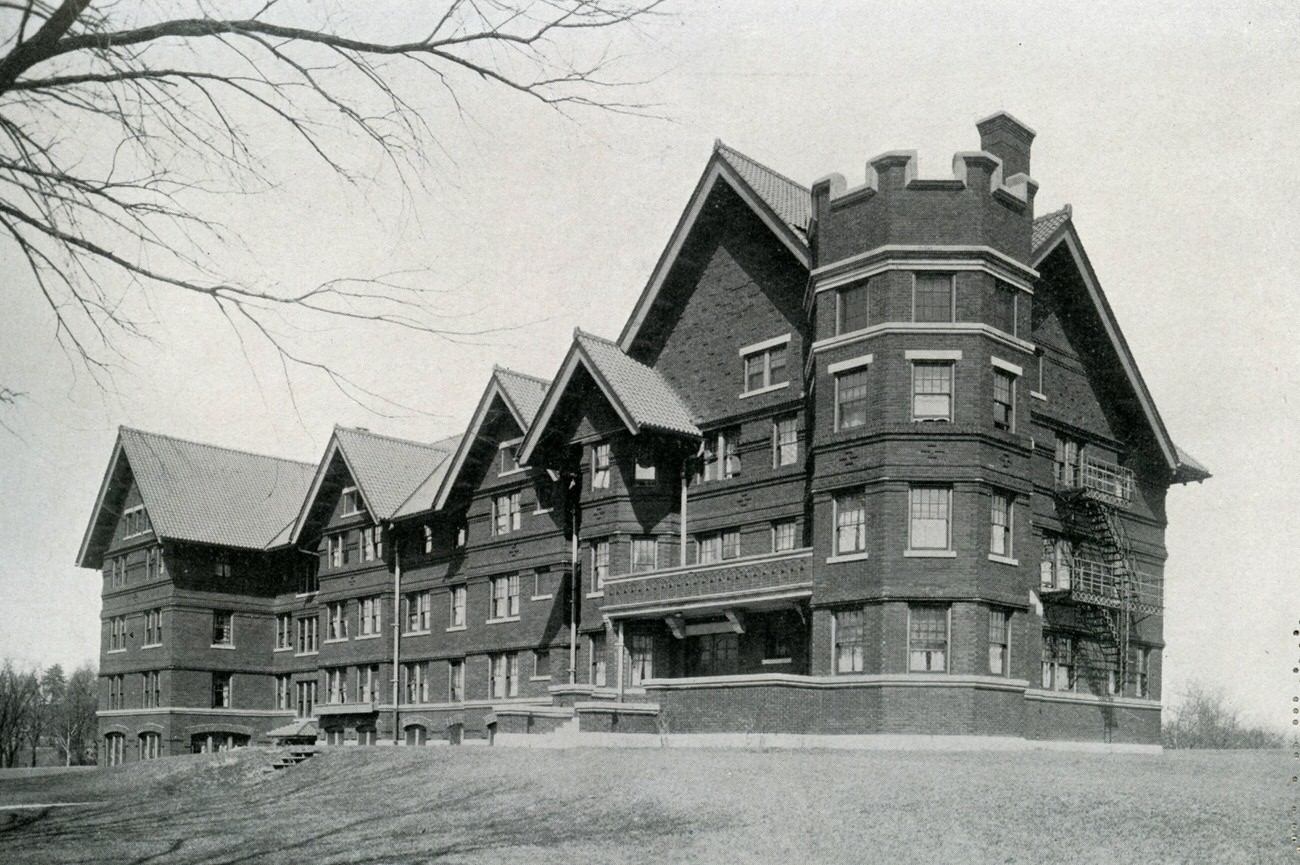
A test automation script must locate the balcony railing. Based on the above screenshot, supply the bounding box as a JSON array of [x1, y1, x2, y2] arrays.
[[1042, 555, 1162, 614], [602, 549, 813, 612], [1057, 457, 1136, 507]]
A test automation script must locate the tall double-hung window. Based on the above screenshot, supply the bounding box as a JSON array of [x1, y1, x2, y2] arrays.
[[908, 486, 952, 552], [913, 273, 955, 322], [833, 490, 867, 557], [740, 335, 789, 395]]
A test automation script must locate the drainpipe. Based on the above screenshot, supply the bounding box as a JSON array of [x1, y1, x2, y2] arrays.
[[391, 530, 401, 744], [679, 462, 689, 566], [570, 521, 579, 685], [617, 619, 625, 702]]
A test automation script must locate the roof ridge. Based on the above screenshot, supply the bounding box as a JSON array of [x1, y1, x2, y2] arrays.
[[492, 365, 552, 386], [1034, 203, 1072, 223], [334, 425, 454, 453], [120, 426, 314, 467], [714, 140, 811, 193], [574, 328, 618, 346]]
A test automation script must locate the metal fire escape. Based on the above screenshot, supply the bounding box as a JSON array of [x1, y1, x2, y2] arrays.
[[1044, 456, 1162, 692]]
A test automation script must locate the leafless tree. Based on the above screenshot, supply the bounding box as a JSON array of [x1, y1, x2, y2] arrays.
[[46, 663, 96, 765], [0, 1, 665, 408], [0, 659, 40, 767], [1162, 682, 1284, 749]]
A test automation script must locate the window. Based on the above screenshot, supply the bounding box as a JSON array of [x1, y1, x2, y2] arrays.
[[697, 529, 739, 564], [422, 524, 434, 554], [991, 279, 1017, 336], [989, 609, 1010, 676], [212, 672, 232, 708], [141, 671, 161, 708], [448, 659, 464, 702], [123, 504, 149, 537], [908, 606, 948, 672], [990, 492, 1013, 558], [591, 443, 611, 489], [834, 368, 870, 431], [326, 667, 348, 704], [686, 632, 738, 677], [341, 486, 362, 515], [634, 444, 657, 484], [108, 556, 126, 588], [1053, 434, 1084, 488], [328, 533, 345, 568], [403, 662, 428, 703], [359, 596, 381, 636], [296, 616, 318, 654], [295, 680, 316, 718], [107, 674, 124, 710], [837, 281, 873, 335], [405, 591, 431, 632], [454, 520, 469, 550], [104, 733, 125, 766], [700, 428, 740, 481], [360, 526, 382, 562], [741, 339, 789, 394], [534, 477, 556, 513], [631, 537, 657, 573], [533, 650, 551, 680], [489, 574, 520, 619], [139, 731, 162, 761], [214, 556, 232, 579], [276, 675, 291, 710], [499, 442, 521, 475], [1041, 633, 1075, 691], [912, 362, 953, 421], [146, 547, 164, 581], [913, 272, 954, 322], [993, 368, 1015, 431], [212, 610, 234, 646], [533, 568, 554, 599], [763, 612, 794, 661], [590, 540, 610, 592], [833, 490, 867, 556], [108, 615, 127, 651], [772, 415, 798, 467], [357, 665, 379, 703], [833, 609, 865, 673], [772, 519, 797, 553], [144, 609, 162, 646], [1132, 646, 1151, 698], [493, 491, 521, 535], [275, 613, 292, 650], [448, 585, 466, 628], [588, 635, 607, 687], [490, 652, 518, 698], [296, 558, 319, 594], [323, 602, 346, 641], [909, 486, 951, 551], [1040, 536, 1073, 591], [629, 634, 654, 686]]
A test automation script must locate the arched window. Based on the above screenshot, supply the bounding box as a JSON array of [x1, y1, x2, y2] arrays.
[[103, 733, 125, 766], [139, 732, 162, 760], [404, 725, 427, 746]]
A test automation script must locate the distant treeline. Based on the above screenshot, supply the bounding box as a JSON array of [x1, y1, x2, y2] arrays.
[[0, 660, 98, 767], [1162, 683, 1285, 749]]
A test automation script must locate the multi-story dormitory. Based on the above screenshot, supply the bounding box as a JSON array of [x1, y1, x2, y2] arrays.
[[78, 113, 1210, 764]]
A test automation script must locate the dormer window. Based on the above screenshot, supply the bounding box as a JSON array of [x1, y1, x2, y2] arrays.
[[499, 440, 522, 475], [422, 524, 434, 554], [341, 486, 362, 516], [123, 505, 149, 537]]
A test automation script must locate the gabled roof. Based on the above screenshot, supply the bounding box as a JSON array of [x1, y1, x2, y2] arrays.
[[1032, 216, 1210, 483], [76, 427, 317, 567], [431, 366, 552, 511], [290, 426, 455, 543], [518, 329, 700, 465], [618, 142, 812, 352]]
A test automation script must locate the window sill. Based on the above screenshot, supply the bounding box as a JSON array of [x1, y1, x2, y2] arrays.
[[738, 381, 790, 400], [404, 629, 432, 637], [1030, 391, 1047, 402], [355, 633, 382, 641], [485, 617, 520, 625], [498, 468, 527, 478], [294, 592, 318, 599], [295, 651, 320, 657], [141, 643, 162, 650], [910, 417, 953, 425], [988, 554, 1020, 566], [274, 646, 292, 653], [761, 658, 793, 666], [530, 675, 552, 682], [323, 637, 349, 645], [586, 591, 605, 599], [531, 594, 554, 602], [904, 549, 957, 558], [534, 508, 553, 516], [446, 625, 467, 633], [826, 552, 869, 564], [210, 643, 237, 650], [107, 648, 126, 655]]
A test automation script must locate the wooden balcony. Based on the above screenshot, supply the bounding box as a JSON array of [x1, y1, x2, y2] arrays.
[[601, 549, 813, 614]]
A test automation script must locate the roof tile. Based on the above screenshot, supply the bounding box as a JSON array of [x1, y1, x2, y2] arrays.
[[715, 142, 811, 237], [1032, 205, 1071, 252], [333, 427, 454, 521], [575, 330, 699, 436]]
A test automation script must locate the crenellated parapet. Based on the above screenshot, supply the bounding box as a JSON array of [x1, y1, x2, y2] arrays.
[[811, 112, 1039, 268]]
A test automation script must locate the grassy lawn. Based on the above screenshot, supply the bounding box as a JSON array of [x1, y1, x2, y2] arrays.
[[0, 745, 1291, 864]]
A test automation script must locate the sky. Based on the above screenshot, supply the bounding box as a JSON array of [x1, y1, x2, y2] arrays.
[[0, 1, 1295, 729]]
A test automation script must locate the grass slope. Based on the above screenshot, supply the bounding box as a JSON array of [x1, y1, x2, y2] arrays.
[[0, 746, 1291, 864]]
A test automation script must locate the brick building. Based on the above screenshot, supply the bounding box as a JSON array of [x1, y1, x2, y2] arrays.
[[77, 113, 1209, 761]]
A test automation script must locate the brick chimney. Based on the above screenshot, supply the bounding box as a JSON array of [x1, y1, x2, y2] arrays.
[[976, 112, 1036, 179]]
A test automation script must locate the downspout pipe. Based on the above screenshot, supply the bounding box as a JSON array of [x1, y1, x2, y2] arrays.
[[391, 528, 401, 744]]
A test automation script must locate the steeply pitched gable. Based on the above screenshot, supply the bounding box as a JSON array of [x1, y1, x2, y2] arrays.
[[76, 427, 316, 567]]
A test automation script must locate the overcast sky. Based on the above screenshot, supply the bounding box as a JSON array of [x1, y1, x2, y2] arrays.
[[0, 1, 1294, 729]]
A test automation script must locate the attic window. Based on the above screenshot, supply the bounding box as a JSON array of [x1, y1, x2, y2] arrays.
[[341, 486, 362, 516], [499, 439, 523, 475], [123, 505, 149, 538], [739, 334, 791, 397]]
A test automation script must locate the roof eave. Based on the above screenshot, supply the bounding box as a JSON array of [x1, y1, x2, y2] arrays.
[[75, 434, 127, 568]]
